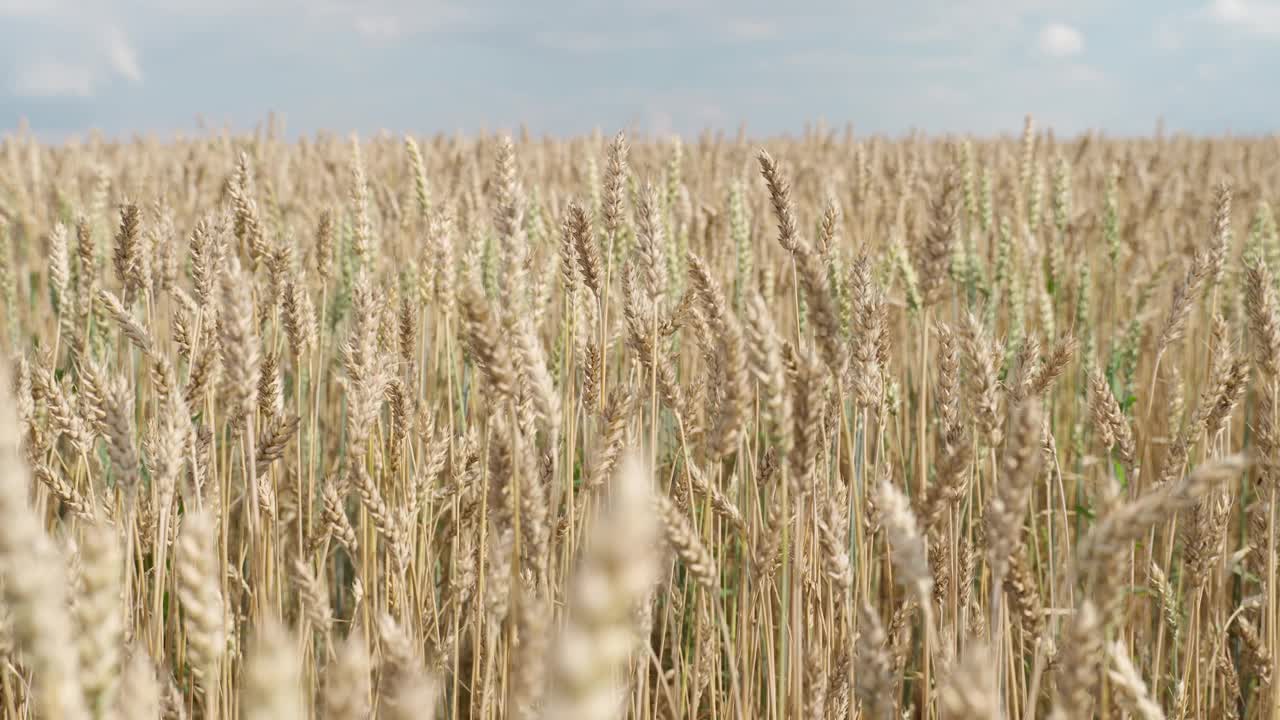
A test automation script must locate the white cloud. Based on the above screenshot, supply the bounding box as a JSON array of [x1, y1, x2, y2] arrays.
[[355, 15, 401, 41], [0, 0, 62, 17], [7, 24, 141, 98], [1209, 0, 1280, 35], [3, 9, 143, 95], [1153, 21, 1182, 50], [103, 26, 143, 84], [1211, 0, 1248, 21], [1038, 22, 1083, 57], [724, 18, 774, 41], [12, 60, 94, 97]]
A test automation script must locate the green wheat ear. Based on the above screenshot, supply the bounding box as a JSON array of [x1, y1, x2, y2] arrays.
[[730, 180, 752, 312], [1104, 163, 1121, 264], [961, 139, 977, 228], [329, 217, 354, 330], [889, 233, 920, 314], [665, 136, 683, 211], [1029, 161, 1045, 233], [0, 220, 15, 352], [979, 166, 994, 234], [1076, 260, 1095, 378], [585, 155, 602, 220], [662, 173, 682, 301], [993, 215, 1013, 291], [524, 187, 547, 250], [1260, 202, 1280, 279], [1052, 153, 1072, 236], [832, 250, 852, 340]]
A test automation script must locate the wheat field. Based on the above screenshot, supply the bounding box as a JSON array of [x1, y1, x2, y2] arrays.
[[0, 118, 1275, 719]]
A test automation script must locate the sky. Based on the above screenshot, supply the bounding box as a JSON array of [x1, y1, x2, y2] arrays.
[[1, 0, 1277, 139]]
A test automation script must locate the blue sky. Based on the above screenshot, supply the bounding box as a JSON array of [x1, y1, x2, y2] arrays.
[[1, 0, 1277, 139]]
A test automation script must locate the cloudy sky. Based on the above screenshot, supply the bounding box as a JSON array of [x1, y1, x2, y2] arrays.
[[1, 0, 1276, 139]]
